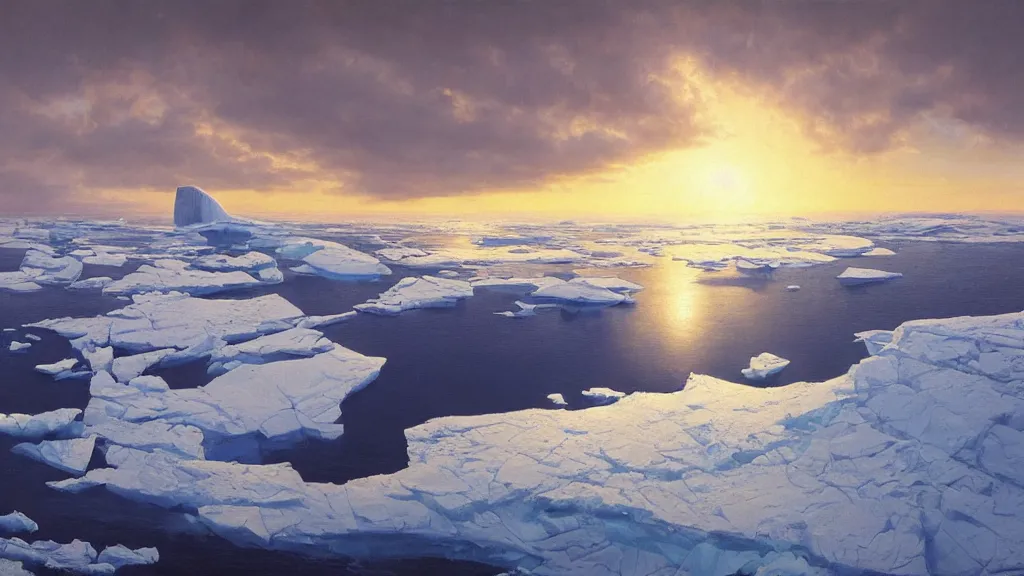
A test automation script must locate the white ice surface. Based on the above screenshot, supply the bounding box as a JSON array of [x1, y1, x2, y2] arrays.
[[0, 409, 81, 439], [0, 513, 38, 535], [294, 311, 357, 329], [741, 352, 791, 380], [12, 436, 96, 476], [786, 285, 801, 291], [0, 271, 42, 293], [84, 417, 205, 460], [20, 250, 83, 285], [68, 277, 113, 290], [0, 558, 34, 575], [192, 252, 276, 272], [29, 292, 304, 354], [836, 267, 903, 286], [103, 260, 262, 296], [207, 328, 334, 374], [531, 281, 626, 305], [110, 349, 175, 382], [8, 341, 31, 352], [355, 276, 473, 316], [35, 358, 79, 375], [581, 386, 626, 404], [96, 545, 159, 570], [862, 247, 896, 256], [546, 393, 567, 407], [278, 238, 391, 279], [0, 538, 118, 575]]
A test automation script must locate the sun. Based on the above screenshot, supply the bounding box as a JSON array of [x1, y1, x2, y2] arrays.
[[698, 163, 755, 213]]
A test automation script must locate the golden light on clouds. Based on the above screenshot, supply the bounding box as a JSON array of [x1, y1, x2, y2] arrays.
[[100, 54, 1024, 222]]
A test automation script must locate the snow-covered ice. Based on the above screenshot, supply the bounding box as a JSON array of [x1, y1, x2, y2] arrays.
[[0, 271, 43, 293], [34, 358, 79, 375], [355, 276, 473, 315], [20, 250, 83, 286], [531, 280, 626, 305], [103, 260, 263, 296], [12, 436, 96, 476], [207, 328, 334, 375], [84, 416, 205, 460], [110, 349, 175, 382], [278, 238, 391, 279], [741, 352, 790, 380], [8, 341, 31, 352], [0, 409, 81, 439], [0, 513, 37, 535], [581, 386, 626, 404], [546, 393, 567, 407], [836, 267, 903, 286]]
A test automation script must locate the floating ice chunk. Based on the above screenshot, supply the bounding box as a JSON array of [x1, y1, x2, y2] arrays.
[[20, 250, 83, 285], [494, 300, 548, 318], [0, 271, 44, 293], [278, 238, 391, 278], [0, 558, 34, 576], [12, 436, 96, 475], [111, 349, 175, 382], [103, 260, 262, 296], [294, 311, 357, 329], [0, 513, 38, 535], [375, 246, 428, 261], [24, 334, 40, 342], [741, 352, 790, 380], [436, 270, 460, 278], [531, 281, 625, 305], [30, 292, 304, 354], [470, 276, 565, 292], [82, 253, 127, 267], [785, 285, 801, 291], [547, 393, 567, 407], [836, 267, 903, 286], [192, 252, 276, 273], [0, 409, 81, 439], [35, 358, 79, 375], [8, 341, 30, 352], [255, 267, 283, 284], [85, 346, 384, 444], [0, 537, 129, 575], [207, 328, 334, 374], [81, 346, 113, 373], [736, 259, 777, 274], [862, 247, 896, 256], [581, 387, 626, 404], [355, 276, 473, 316], [854, 330, 893, 355], [85, 419, 204, 460], [96, 545, 159, 570], [174, 185, 231, 227], [568, 276, 644, 293], [67, 277, 113, 290]]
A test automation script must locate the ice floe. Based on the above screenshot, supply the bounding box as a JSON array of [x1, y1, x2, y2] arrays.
[[34, 358, 80, 375], [12, 436, 96, 475], [546, 393, 567, 407], [531, 280, 626, 305], [0, 409, 81, 439], [103, 260, 263, 296], [207, 328, 334, 375], [785, 285, 801, 292], [0, 513, 37, 535], [84, 417, 205, 460], [8, 341, 30, 352], [355, 276, 473, 315], [862, 247, 896, 256], [67, 277, 113, 290], [494, 301, 556, 318], [278, 238, 391, 279], [294, 311, 357, 329], [0, 537, 157, 574], [0, 558, 33, 576], [0, 271, 43, 293], [854, 330, 894, 355], [581, 386, 626, 404], [84, 346, 385, 450], [741, 352, 791, 380], [836, 267, 903, 286], [20, 250, 83, 285], [110, 349, 175, 382], [192, 252, 276, 273], [29, 292, 304, 354], [37, 291, 1024, 575]]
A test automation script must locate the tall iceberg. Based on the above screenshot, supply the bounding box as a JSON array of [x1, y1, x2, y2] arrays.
[[173, 186, 231, 227]]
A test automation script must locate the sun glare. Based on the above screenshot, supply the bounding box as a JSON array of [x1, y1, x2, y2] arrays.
[[698, 163, 755, 214]]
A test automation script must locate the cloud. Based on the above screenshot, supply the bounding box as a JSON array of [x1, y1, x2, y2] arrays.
[[1, 1, 1023, 212]]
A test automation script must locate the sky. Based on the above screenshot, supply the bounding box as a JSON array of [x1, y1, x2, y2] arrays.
[[2, 0, 1024, 222]]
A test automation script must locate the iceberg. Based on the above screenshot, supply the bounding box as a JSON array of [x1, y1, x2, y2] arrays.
[[8, 341, 30, 352], [0, 513, 37, 535], [95, 545, 159, 570], [173, 185, 231, 227], [355, 276, 473, 316], [741, 352, 790, 380], [103, 260, 263, 296], [836, 267, 903, 286], [581, 386, 626, 404], [11, 436, 96, 475], [785, 285, 801, 291], [278, 238, 391, 279], [0, 409, 81, 439]]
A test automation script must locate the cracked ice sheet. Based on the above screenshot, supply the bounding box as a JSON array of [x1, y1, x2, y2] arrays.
[[0, 537, 157, 575], [84, 345, 385, 447], [0, 409, 81, 439], [208, 327, 334, 374], [53, 309, 1024, 575], [27, 292, 304, 354]]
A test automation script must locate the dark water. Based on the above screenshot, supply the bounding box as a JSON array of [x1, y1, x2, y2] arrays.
[[3, 242, 1024, 575]]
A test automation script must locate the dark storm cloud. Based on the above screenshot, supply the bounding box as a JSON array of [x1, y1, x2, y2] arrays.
[[1, 0, 1023, 210]]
